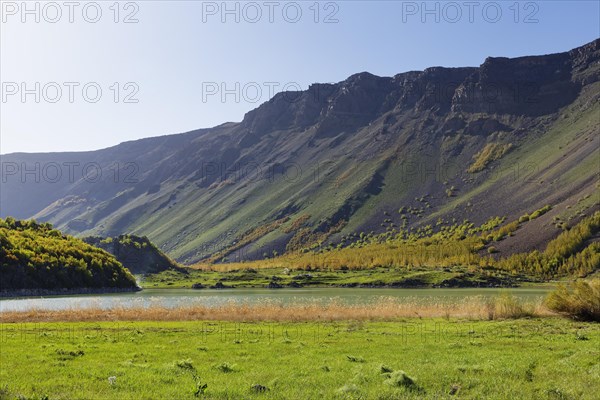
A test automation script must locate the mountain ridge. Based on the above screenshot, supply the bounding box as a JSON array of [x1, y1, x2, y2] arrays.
[[3, 40, 596, 158], [1, 39, 599, 264]]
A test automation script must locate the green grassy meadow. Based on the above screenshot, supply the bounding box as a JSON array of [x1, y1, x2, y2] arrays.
[[1, 318, 598, 399], [140, 265, 529, 290]]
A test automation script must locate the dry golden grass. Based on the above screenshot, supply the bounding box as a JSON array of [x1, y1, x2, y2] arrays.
[[283, 214, 311, 234], [0, 296, 553, 323]]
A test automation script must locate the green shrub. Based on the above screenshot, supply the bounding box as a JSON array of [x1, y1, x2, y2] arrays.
[[545, 280, 600, 321], [529, 205, 552, 220], [467, 143, 513, 173]]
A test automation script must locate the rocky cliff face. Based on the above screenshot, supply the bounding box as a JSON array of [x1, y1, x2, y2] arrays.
[[2, 39, 599, 264], [240, 39, 599, 131]]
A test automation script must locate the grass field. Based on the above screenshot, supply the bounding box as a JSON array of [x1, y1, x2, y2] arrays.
[[1, 318, 598, 399], [140, 265, 529, 290]]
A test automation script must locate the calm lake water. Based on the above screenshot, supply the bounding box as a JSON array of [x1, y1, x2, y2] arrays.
[[0, 287, 552, 312]]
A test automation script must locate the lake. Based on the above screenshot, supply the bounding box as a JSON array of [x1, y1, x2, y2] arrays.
[[0, 287, 552, 312]]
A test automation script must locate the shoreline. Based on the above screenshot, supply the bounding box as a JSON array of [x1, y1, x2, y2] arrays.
[[0, 286, 142, 299], [151, 281, 524, 290], [0, 295, 552, 322]]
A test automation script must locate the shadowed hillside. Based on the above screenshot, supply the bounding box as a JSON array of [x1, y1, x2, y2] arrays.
[[83, 234, 181, 274]]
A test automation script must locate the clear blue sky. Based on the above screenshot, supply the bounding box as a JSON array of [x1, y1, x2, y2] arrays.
[[1, 1, 598, 154]]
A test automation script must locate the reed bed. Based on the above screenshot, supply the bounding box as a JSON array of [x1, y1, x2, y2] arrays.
[[0, 295, 553, 323]]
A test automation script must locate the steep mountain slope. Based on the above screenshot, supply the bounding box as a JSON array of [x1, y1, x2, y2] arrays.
[[1, 39, 598, 264]]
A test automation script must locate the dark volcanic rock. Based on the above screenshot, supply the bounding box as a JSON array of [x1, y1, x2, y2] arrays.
[[211, 282, 231, 289], [250, 384, 269, 393], [452, 51, 581, 116]]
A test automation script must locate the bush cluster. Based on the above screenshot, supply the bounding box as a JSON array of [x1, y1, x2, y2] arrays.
[[0, 217, 137, 291]]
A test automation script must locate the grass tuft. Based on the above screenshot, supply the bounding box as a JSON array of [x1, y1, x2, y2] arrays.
[[214, 362, 235, 373], [379, 364, 393, 373], [346, 355, 365, 363], [174, 358, 195, 371], [336, 384, 360, 394], [384, 370, 418, 389]]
